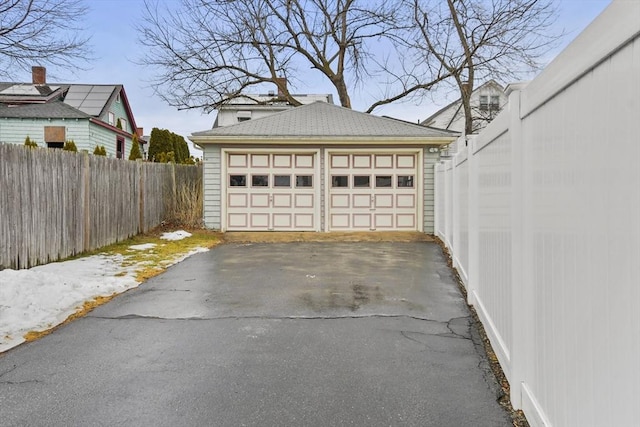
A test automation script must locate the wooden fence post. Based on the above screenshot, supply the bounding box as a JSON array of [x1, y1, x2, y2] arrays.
[[82, 152, 91, 252]]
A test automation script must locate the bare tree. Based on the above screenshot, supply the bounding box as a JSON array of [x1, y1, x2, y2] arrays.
[[0, 0, 90, 79], [138, 0, 559, 120], [403, 0, 560, 134], [138, 0, 413, 111]]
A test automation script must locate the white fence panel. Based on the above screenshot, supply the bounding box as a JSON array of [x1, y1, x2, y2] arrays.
[[434, 2, 640, 426], [452, 148, 469, 285]]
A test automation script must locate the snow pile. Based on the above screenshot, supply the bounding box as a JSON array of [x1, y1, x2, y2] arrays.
[[0, 230, 208, 353], [161, 230, 192, 241]]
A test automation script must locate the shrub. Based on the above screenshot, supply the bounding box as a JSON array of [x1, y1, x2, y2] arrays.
[[129, 134, 143, 160], [93, 145, 107, 156], [24, 136, 38, 148], [63, 140, 78, 152]]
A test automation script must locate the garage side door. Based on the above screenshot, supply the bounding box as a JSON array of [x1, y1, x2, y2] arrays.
[[226, 152, 318, 231], [328, 153, 419, 231]]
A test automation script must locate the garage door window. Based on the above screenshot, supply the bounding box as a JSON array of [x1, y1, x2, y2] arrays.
[[375, 175, 392, 188], [332, 175, 349, 187], [252, 175, 269, 187], [274, 175, 291, 187], [354, 175, 370, 188], [296, 175, 313, 187], [230, 175, 247, 186], [397, 175, 414, 188]]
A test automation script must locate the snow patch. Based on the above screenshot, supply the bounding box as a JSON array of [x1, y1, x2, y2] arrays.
[[161, 230, 192, 241]]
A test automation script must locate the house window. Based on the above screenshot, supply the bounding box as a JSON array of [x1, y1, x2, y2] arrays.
[[108, 112, 115, 125], [116, 137, 125, 159], [44, 126, 65, 149], [119, 118, 127, 131], [479, 95, 489, 111], [490, 95, 500, 111], [116, 93, 121, 103], [237, 111, 252, 122], [480, 95, 501, 112]]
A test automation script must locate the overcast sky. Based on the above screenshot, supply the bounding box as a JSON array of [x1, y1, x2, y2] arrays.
[[11, 0, 611, 156]]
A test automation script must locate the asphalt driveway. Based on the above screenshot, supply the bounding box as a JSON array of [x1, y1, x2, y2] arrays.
[[0, 241, 511, 426]]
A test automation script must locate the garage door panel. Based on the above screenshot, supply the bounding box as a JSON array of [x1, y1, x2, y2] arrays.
[[251, 154, 269, 168], [374, 214, 394, 229], [396, 194, 416, 208], [272, 214, 291, 228], [295, 194, 314, 208], [273, 154, 291, 167], [328, 152, 418, 231], [273, 194, 292, 208], [331, 194, 350, 208], [295, 214, 314, 228], [226, 152, 318, 231], [374, 155, 393, 168], [250, 213, 269, 228], [229, 193, 248, 207], [331, 214, 350, 228], [295, 154, 314, 168], [375, 194, 393, 208], [397, 155, 415, 168], [228, 213, 247, 228], [397, 214, 416, 228], [353, 214, 371, 228], [250, 194, 269, 207], [353, 194, 371, 208]]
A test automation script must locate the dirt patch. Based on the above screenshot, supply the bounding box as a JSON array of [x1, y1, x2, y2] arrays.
[[221, 231, 435, 244]]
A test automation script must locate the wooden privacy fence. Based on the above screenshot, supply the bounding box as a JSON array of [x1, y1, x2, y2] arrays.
[[0, 143, 202, 270]]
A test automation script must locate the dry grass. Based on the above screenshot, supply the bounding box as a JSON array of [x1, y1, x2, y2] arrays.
[[164, 180, 203, 228]]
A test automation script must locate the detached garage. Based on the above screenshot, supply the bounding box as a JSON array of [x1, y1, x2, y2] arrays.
[[190, 102, 457, 233]]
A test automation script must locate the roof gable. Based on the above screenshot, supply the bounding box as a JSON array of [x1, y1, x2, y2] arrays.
[[193, 101, 458, 139]]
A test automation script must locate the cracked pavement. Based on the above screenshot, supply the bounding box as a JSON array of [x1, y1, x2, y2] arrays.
[[0, 241, 511, 426]]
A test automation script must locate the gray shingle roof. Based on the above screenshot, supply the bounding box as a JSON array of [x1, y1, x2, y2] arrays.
[[0, 101, 90, 119], [192, 101, 459, 139]]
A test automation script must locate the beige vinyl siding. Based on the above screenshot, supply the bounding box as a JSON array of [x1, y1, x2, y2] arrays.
[[203, 145, 222, 229]]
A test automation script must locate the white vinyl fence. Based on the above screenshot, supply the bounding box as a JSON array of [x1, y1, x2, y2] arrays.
[[434, 2, 640, 426]]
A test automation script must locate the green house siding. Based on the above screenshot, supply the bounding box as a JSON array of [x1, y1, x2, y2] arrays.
[[0, 117, 90, 149], [423, 149, 440, 234], [202, 145, 222, 229], [0, 118, 132, 158], [99, 92, 132, 133]]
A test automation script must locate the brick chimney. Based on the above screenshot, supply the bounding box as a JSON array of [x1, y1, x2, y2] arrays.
[[136, 127, 144, 138], [274, 77, 287, 97], [32, 66, 46, 85]]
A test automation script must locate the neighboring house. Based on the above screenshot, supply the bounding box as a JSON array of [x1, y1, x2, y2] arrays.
[[421, 80, 508, 134], [213, 80, 333, 127], [0, 66, 145, 158], [191, 101, 459, 233]]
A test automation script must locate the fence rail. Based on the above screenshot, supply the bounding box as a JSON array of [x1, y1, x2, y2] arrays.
[[0, 144, 201, 270], [434, 3, 640, 426]]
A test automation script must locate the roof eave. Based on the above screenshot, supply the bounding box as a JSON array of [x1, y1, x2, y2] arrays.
[[189, 135, 457, 146]]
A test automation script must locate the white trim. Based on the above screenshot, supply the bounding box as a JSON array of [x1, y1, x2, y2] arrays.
[[221, 147, 321, 232]]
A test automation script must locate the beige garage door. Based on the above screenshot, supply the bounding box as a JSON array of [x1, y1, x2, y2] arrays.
[[328, 152, 419, 231], [225, 152, 319, 231]]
